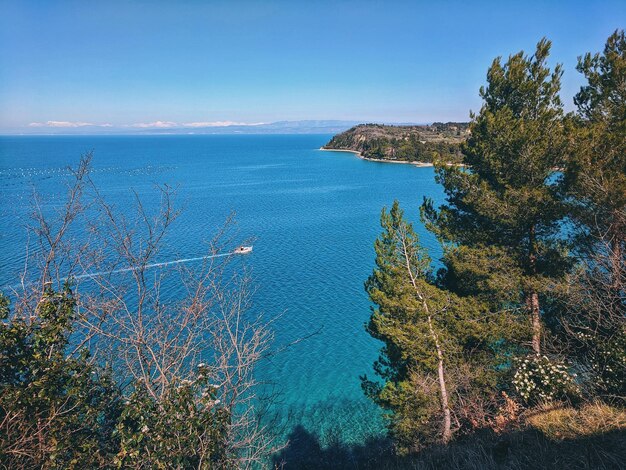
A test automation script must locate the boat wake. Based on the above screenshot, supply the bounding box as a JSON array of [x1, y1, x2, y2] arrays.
[[67, 252, 235, 281], [5, 249, 249, 290]]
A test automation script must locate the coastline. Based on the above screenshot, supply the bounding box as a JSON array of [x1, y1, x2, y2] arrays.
[[319, 147, 434, 167]]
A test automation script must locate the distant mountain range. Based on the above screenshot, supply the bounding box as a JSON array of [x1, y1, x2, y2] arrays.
[[6, 120, 435, 135]]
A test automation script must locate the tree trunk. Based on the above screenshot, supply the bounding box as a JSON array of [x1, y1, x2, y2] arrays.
[[529, 291, 541, 354], [528, 224, 541, 355], [428, 315, 452, 443], [400, 234, 452, 443]]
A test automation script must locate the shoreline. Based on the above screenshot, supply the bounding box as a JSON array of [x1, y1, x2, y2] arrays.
[[319, 147, 434, 167]]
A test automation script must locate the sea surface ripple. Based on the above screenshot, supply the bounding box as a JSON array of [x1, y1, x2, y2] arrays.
[[0, 134, 445, 445]]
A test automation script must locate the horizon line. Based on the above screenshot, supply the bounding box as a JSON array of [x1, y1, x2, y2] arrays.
[[0, 119, 472, 136]]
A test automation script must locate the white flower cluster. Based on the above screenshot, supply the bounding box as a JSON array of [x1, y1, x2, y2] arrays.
[[574, 331, 594, 342], [512, 355, 576, 404]]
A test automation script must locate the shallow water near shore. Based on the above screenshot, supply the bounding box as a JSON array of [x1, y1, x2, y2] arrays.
[[0, 134, 446, 446]]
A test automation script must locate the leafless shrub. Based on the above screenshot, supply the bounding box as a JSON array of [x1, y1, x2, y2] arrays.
[[7, 154, 279, 467]]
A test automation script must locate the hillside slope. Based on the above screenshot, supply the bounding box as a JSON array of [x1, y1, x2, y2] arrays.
[[322, 123, 469, 163]]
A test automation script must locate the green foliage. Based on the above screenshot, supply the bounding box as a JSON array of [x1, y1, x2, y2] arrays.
[[115, 369, 230, 468], [558, 29, 626, 402], [430, 38, 567, 261], [564, 29, 626, 255], [0, 288, 120, 468], [363, 201, 513, 451], [0, 289, 234, 469], [512, 355, 578, 405], [422, 39, 571, 358], [438, 244, 525, 305], [359, 31, 626, 462]]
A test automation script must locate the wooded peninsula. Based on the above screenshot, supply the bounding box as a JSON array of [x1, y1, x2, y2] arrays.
[[322, 122, 470, 164]]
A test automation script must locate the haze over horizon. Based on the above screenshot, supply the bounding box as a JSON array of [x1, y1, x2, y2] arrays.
[[1, 0, 624, 134]]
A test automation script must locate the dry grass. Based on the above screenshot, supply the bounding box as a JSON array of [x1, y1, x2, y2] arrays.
[[273, 403, 626, 469], [527, 402, 626, 441]]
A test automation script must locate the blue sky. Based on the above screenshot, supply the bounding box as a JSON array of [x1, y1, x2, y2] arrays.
[[1, 0, 624, 133]]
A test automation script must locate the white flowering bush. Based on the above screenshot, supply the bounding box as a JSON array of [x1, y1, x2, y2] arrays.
[[512, 355, 578, 404]]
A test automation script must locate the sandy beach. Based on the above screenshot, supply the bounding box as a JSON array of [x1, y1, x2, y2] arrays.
[[319, 147, 434, 167]]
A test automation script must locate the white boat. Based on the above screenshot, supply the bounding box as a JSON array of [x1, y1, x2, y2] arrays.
[[234, 246, 253, 254]]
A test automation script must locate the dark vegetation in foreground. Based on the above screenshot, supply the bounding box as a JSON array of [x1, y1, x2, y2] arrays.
[[1, 30, 625, 469], [0, 162, 275, 468], [274, 405, 625, 469]]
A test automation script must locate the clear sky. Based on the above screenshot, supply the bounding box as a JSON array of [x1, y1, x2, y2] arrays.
[[1, 0, 624, 133]]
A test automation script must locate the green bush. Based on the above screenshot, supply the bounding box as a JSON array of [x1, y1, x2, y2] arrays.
[[114, 368, 230, 468], [0, 289, 120, 468]]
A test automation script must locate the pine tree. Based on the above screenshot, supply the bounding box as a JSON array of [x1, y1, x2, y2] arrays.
[[560, 29, 626, 399], [363, 201, 507, 450], [423, 39, 569, 355], [566, 29, 626, 290]]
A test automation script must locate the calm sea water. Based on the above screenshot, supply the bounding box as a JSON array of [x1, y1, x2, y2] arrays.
[[0, 134, 445, 445]]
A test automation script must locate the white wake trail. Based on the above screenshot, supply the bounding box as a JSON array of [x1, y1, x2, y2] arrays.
[[3, 252, 238, 290], [67, 252, 234, 281]]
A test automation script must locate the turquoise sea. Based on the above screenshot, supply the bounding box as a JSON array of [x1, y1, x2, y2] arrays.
[[0, 134, 445, 447]]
